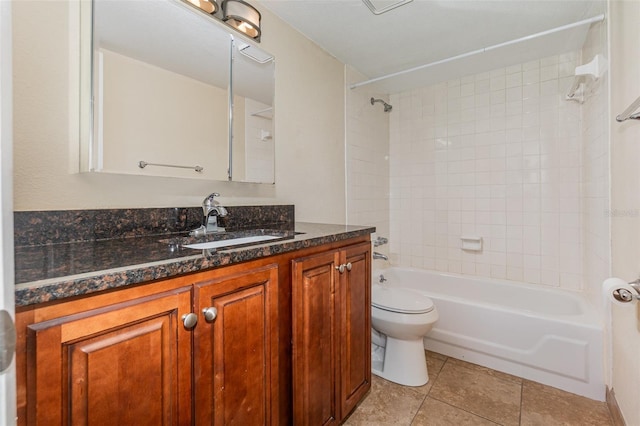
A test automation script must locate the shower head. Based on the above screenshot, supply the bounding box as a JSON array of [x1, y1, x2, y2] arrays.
[[371, 97, 392, 112]]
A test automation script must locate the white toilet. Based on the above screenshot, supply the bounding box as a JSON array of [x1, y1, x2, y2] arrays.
[[371, 283, 438, 386]]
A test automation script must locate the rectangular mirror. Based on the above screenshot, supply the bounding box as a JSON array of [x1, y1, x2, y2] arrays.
[[231, 41, 275, 184], [80, 0, 274, 183], [88, 0, 232, 180]]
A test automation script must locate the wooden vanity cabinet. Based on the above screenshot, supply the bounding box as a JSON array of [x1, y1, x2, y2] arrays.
[[15, 235, 372, 425], [17, 262, 279, 426], [193, 264, 279, 425], [339, 243, 372, 417], [22, 286, 194, 425], [291, 242, 371, 425]]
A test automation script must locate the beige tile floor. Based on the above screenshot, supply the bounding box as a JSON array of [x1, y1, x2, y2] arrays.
[[344, 351, 614, 426]]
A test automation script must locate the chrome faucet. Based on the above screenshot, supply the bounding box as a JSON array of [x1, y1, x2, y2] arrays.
[[373, 252, 388, 261], [190, 192, 228, 236], [202, 192, 228, 226]]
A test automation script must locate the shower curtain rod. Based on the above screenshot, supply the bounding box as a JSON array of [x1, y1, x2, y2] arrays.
[[349, 14, 606, 90]]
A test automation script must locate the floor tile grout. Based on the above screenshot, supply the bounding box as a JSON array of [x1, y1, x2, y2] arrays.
[[424, 394, 504, 426], [348, 350, 613, 426], [417, 354, 506, 426], [518, 379, 523, 425]]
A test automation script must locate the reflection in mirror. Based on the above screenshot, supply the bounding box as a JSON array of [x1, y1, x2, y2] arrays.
[[231, 41, 275, 183], [87, 0, 231, 180]]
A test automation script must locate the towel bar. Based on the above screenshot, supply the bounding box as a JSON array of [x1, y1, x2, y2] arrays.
[[138, 161, 203, 172]]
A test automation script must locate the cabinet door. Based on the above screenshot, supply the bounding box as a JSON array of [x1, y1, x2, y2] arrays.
[[193, 264, 278, 426], [25, 287, 193, 425], [292, 250, 341, 426], [340, 242, 372, 417]]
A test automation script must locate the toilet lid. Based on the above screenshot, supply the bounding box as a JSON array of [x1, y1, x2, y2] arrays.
[[372, 284, 435, 314]]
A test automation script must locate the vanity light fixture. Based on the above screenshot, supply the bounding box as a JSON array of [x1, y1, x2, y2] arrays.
[[185, 0, 218, 14], [222, 0, 261, 41]]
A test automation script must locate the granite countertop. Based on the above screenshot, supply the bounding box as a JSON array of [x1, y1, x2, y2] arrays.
[[15, 222, 375, 307]]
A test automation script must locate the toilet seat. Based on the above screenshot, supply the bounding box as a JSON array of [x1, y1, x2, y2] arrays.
[[372, 285, 435, 314]]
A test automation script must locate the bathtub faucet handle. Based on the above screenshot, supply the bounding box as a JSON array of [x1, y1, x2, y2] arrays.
[[374, 236, 388, 247], [379, 274, 387, 283]]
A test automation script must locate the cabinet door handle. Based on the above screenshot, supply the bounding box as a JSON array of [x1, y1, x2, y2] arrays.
[[335, 264, 345, 274], [202, 307, 218, 322], [345, 262, 352, 271], [182, 313, 198, 329]]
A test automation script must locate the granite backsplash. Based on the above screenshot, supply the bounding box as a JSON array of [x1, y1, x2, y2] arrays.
[[14, 205, 295, 247]]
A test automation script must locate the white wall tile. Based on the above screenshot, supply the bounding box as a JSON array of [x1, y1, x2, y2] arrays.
[[387, 52, 596, 290]]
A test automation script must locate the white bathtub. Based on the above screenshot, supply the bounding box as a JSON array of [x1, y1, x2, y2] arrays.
[[374, 267, 605, 401]]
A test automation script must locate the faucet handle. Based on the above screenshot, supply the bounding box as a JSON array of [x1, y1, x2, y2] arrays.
[[203, 192, 221, 207], [373, 236, 388, 247]]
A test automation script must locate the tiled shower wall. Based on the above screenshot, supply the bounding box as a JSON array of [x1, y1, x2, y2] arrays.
[[346, 66, 390, 250], [389, 53, 586, 289]]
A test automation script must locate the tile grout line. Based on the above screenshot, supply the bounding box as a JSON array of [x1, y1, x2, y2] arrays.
[[408, 389, 428, 425], [518, 379, 524, 425], [422, 356, 503, 426], [425, 394, 504, 425], [408, 354, 446, 425], [363, 351, 612, 426]]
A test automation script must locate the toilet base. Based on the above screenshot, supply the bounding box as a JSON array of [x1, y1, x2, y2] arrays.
[[372, 336, 429, 387]]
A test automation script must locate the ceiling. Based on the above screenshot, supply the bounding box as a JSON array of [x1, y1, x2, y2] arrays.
[[258, 0, 605, 93]]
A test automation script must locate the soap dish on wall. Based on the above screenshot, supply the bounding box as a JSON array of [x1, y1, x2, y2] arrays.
[[461, 236, 482, 252]]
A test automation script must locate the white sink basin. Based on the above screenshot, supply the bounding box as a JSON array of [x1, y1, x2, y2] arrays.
[[183, 235, 282, 250]]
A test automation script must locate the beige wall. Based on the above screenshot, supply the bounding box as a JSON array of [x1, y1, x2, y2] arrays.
[[12, 0, 346, 224], [99, 48, 229, 180], [610, 1, 640, 424]]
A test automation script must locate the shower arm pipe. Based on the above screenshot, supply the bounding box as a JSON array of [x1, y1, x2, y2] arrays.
[[349, 14, 605, 90], [371, 97, 392, 111]]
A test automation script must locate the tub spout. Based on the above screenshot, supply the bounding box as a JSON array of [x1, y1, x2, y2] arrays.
[[373, 252, 388, 261]]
